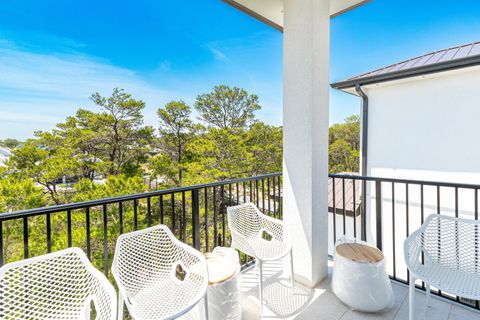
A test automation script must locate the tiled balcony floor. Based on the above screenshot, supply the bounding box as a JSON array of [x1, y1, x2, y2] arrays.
[[240, 260, 480, 320]]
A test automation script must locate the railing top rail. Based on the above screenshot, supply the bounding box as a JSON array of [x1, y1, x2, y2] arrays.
[[0, 172, 282, 221], [329, 173, 480, 190]]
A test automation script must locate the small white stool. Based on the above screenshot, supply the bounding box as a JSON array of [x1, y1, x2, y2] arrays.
[[332, 239, 394, 312], [205, 247, 242, 320]]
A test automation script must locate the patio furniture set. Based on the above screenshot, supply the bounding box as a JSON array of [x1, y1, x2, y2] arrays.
[[0, 202, 478, 320]]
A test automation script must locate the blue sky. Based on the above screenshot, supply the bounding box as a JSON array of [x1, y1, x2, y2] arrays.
[[1, 0, 480, 139]]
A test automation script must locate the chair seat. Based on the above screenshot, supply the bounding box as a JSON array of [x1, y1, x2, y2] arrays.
[[247, 236, 291, 261], [414, 263, 480, 299], [129, 277, 206, 319]]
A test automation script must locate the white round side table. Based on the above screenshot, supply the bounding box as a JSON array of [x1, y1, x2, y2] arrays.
[[332, 239, 394, 312], [205, 247, 242, 320]]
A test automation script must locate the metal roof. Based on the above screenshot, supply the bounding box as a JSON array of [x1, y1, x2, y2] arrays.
[[331, 41, 480, 90]]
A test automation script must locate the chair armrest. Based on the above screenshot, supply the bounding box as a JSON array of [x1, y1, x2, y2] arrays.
[[404, 228, 425, 275], [230, 228, 256, 257], [258, 213, 290, 244]]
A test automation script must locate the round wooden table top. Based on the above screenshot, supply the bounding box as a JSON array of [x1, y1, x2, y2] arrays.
[[205, 253, 237, 285], [336, 243, 384, 263]]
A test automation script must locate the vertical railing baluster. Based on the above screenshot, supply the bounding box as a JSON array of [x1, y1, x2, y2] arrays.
[[421, 184, 425, 290], [279, 176, 283, 219], [133, 199, 138, 231], [250, 180, 253, 205], [205, 188, 209, 252], [455, 187, 460, 302], [147, 197, 152, 227], [221, 185, 225, 246], [67, 209, 72, 247], [0, 221, 3, 266], [243, 181, 247, 203], [475, 189, 479, 308], [46, 213, 52, 253], [406, 183, 410, 283], [437, 185, 441, 213], [160, 195, 164, 225], [272, 177, 276, 218], [182, 192, 187, 241], [375, 180, 383, 251], [229, 183, 233, 208], [171, 193, 175, 234], [342, 178, 346, 235], [103, 204, 108, 276], [23, 217, 28, 259], [361, 179, 367, 241], [86, 207, 91, 259], [436, 185, 442, 297], [262, 179, 265, 214], [267, 178, 271, 214], [192, 189, 200, 250], [455, 187, 459, 218], [213, 186, 218, 247], [332, 177, 337, 243], [236, 182, 239, 204], [119, 202, 123, 234], [353, 178, 357, 238], [392, 182, 396, 279], [255, 180, 259, 208]]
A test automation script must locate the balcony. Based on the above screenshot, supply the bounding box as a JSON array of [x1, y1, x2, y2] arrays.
[[1, 173, 480, 319]]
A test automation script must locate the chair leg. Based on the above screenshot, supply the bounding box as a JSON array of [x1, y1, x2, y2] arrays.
[[259, 260, 264, 317], [204, 292, 209, 320], [426, 283, 431, 308], [117, 295, 124, 320], [290, 250, 295, 288], [409, 276, 416, 320]]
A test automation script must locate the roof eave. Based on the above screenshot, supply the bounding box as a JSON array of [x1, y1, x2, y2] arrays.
[[222, 0, 373, 32], [331, 54, 480, 91]]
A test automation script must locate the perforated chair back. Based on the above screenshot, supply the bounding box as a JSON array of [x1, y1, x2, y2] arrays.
[[405, 214, 480, 300], [227, 202, 290, 260], [111, 225, 208, 320], [0, 247, 116, 320]]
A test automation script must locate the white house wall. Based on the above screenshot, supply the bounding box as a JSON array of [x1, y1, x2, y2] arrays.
[[362, 67, 480, 281], [366, 67, 480, 185]]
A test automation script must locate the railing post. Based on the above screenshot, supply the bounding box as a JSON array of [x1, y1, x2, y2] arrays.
[[375, 180, 383, 251], [361, 179, 367, 241], [0, 220, 3, 266], [192, 188, 200, 250]]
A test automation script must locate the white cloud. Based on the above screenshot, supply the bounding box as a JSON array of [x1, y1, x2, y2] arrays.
[[0, 42, 181, 139]]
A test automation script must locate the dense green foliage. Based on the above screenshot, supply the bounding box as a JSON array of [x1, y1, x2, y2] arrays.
[[0, 85, 359, 266], [329, 115, 360, 173]]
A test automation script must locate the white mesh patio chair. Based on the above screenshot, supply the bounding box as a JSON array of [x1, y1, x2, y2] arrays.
[[111, 225, 209, 320], [0, 247, 116, 320], [404, 214, 480, 320], [227, 202, 293, 314]]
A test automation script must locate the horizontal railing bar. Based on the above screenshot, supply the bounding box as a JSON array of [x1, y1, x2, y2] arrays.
[[0, 172, 282, 221], [329, 173, 480, 190]]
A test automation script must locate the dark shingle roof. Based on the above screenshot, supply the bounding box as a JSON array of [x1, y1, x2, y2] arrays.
[[331, 41, 480, 90]]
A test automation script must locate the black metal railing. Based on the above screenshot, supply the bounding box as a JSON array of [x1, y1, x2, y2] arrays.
[[3, 171, 480, 311], [329, 173, 480, 310], [0, 173, 283, 275]]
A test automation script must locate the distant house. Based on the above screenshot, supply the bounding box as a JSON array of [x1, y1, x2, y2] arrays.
[[0, 147, 12, 167], [332, 41, 480, 185]]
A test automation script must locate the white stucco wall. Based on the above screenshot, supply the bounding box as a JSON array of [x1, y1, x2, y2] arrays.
[[361, 66, 480, 281], [366, 66, 480, 184]]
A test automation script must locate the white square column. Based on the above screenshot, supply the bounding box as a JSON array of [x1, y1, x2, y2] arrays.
[[283, 0, 330, 287]]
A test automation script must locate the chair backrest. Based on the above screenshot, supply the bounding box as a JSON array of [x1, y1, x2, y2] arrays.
[[227, 202, 264, 238], [0, 247, 116, 320], [111, 225, 207, 300], [421, 214, 480, 273]]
